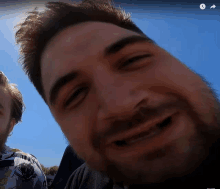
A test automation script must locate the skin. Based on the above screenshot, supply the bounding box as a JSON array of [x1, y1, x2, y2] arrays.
[[41, 22, 220, 186], [0, 86, 16, 152]]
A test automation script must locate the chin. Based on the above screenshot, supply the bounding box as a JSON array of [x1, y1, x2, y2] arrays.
[[0, 133, 9, 152], [100, 160, 164, 185], [98, 141, 205, 186]]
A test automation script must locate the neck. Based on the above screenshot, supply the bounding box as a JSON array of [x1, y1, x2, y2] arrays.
[[0, 145, 6, 155]]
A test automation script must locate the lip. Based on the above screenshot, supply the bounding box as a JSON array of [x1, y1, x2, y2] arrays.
[[104, 109, 178, 147]]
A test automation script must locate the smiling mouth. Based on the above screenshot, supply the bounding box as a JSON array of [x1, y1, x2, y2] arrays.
[[113, 116, 173, 147]]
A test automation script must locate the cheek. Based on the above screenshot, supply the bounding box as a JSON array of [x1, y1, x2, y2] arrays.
[[58, 117, 84, 140], [164, 62, 216, 127], [60, 118, 87, 158], [0, 117, 9, 131], [57, 113, 92, 147]]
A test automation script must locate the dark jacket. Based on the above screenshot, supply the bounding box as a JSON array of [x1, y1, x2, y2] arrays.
[[64, 163, 127, 189], [50, 145, 84, 189]]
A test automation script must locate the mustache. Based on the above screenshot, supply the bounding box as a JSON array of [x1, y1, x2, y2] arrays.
[[94, 98, 189, 146]]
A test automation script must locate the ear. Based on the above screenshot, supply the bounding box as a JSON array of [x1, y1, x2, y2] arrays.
[[9, 119, 16, 133]]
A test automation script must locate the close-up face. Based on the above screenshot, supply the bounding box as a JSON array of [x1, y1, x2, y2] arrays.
[[41, 22, 220, 185], [0, 86, 12, 152]]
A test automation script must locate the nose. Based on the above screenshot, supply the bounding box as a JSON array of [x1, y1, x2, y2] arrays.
[[94, 66, 148, 120]]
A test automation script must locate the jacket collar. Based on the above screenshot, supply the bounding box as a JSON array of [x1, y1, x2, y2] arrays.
[[0, 145, 14, 160]]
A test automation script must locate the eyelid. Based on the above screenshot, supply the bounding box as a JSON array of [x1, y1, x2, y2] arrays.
[[118, 53, 152, 69], [119, 53, 151, 63], [63, 85, 89, 108]]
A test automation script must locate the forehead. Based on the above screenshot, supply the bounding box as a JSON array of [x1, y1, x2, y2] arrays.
[[41, 22, 142, 101], [46, 22, 137, 53]]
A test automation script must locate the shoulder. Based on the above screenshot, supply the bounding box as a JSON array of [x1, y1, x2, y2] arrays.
[[13, 150, 41, 168], [65, 163, 87, 189], [65, 163, 113, 189], [12, 151, 48, 188], [13, 150, 44, 172]]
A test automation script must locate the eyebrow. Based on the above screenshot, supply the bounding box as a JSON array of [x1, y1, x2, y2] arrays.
[[49, 35, 154, 106], [49, 72, 78, 105], [104, 35, 155, 57]]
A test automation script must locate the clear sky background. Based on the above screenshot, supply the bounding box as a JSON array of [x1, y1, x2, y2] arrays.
[[0, 1, 219, 167]]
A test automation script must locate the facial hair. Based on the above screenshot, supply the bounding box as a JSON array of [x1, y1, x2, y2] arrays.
[[0, 121, 11, 153], [125, 122, 220, 188], [95, 72, 220, 188]]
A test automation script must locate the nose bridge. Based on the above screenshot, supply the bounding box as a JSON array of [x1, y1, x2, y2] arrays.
[[94, 66, 136, 118]]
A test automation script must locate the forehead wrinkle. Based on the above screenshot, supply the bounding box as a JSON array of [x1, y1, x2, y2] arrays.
[[47, 23, 102, 53], [47, 32, 101, 63], [64, 36, 97, 56], [48, 22, 137, 56]]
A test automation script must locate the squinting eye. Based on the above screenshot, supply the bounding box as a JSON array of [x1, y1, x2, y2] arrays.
[[64, 87, 89, 108], [119, 54, 152, 69]]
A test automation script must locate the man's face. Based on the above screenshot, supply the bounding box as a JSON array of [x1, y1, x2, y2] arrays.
[[41, 22, 220, 185], [0, 86, 12, 152]]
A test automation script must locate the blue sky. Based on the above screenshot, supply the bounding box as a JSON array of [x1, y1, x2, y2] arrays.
[[0, 3, 219, 167]]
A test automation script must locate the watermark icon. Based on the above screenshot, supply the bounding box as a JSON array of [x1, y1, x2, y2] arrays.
[[200, 3, 206, 10], [210, 4, 216, 9]]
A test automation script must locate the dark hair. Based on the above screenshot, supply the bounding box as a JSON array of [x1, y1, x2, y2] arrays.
[[0, 71, 25, 124], [15, 0, 146, 103]]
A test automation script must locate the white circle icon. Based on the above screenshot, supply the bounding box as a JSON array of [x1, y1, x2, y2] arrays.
[[200, 3, 206, 10]]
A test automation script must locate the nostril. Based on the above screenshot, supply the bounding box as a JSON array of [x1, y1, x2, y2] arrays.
[[114, 140, 127, 146], [139, 107, 148, 116]]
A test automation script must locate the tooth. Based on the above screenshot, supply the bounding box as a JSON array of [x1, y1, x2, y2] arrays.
[[128, 131, 158, 144], [126, 126, 161, 145], [116, 115, 169, 147]]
